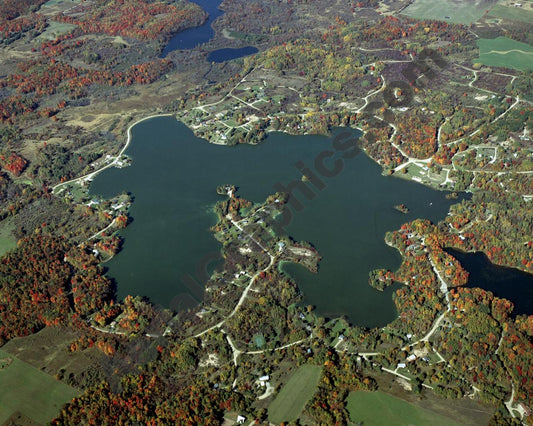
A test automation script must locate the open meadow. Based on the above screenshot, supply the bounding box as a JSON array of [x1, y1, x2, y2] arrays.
[[0, 220, 16, 256], [476, 37, 533, 70], [347, 391, 462, 426], [401, 0, 493, 24], [488, 1, 533, 23], [268, 364, 322, 424], [0, 350, 79, 425]]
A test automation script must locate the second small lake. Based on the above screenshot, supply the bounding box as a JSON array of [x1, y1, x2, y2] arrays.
[[207, 46, 258, 63], [446, 248, 533, 316]]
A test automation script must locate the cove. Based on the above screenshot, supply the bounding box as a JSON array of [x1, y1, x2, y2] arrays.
[[89, 116, 463, 328], [446, 248, 533, 316]]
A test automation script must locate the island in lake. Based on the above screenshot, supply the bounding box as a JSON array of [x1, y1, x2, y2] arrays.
[[393, 204, 410, 214]]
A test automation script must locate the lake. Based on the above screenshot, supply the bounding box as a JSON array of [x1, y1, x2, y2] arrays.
[[90, 117, 463, 327], [446, 248, 533, 316], [207, 46, 258, 63]]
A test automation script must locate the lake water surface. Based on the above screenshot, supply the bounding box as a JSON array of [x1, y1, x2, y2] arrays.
[[207, 46, 258, 63], [90, 117, 464, 327]]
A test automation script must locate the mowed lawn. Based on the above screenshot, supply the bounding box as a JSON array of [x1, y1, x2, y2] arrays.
[[477, 37, 533, 71], [0, 350, 79, 424], [401, 0, 488, 24], [268, 364, 322, 424], [347, 391, 461, 426]]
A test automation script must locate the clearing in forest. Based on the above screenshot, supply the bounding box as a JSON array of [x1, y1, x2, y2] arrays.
[[401, 0, 493, 24], [347, 391, 461, 426], [0, 349, 79, 425], [268, 364, 322, 424]]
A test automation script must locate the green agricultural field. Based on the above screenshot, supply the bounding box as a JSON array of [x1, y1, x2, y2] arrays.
[[488, 3, 533, 23], [0, 350, 79, 425], [401, 0, 489, 24], [347, 391, 461, 426], [0, 220, 16, 256], [476, 37, 533, 71], [268, 364, 322, 424]]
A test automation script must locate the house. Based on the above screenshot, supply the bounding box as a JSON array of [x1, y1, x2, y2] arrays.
[[259, 375, 270, 387], [236, 415, 246, 424], [520, 403, 531, 417]]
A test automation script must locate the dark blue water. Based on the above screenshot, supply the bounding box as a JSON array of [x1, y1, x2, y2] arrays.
[[446, 248, 533, 316], [161, 0, 223, 57], [207, 46, 258, 63]]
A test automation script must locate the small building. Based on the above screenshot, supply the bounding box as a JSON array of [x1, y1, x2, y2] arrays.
[[397, 363, 406, 369], [237, 415, 246, 424], [520, 403, 531, 417]]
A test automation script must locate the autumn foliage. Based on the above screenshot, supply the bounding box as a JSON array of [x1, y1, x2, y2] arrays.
[[0, 152, 28, 176], [53, 373, 245, 424], [0, 236, 113, 345], [54, 0, 206, 41]]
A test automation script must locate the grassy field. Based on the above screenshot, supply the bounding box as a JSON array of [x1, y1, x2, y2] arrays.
[[0, 220, 16, 256], [401, 0, 489, 24], [347, 391, 462, 426], [43, 0, 79, 6], [0, 350, 79, 425], [37, 21, 77, 41], [268, 364, 322, 424], [476, 37, 533, 71], [488, 3, 533, 23]]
